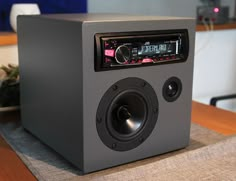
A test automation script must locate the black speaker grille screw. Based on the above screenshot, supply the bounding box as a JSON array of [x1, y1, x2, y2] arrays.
[[97, 117, 102, 123], [141, 82, 146, 87], [153, 108, 158, 113], [112, 85, 118, 91], [139, 137, 144, 143], [112, 143, 117, 148]]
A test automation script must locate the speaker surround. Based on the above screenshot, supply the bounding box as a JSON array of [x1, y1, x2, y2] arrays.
[[96, 77, 158, 151]]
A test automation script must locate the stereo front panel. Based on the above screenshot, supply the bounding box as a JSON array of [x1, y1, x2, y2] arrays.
[[95, 30, 189, 71]]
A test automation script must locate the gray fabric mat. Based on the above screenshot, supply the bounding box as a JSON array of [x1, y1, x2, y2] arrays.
[[77, 136, 236, 181], [0, 122, 232, 181]]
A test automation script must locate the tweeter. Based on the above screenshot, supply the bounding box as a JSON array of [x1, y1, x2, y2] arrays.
[[163, 77, 182, 102]]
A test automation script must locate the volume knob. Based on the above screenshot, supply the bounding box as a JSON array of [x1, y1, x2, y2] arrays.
[[115, 45, 130, 64]]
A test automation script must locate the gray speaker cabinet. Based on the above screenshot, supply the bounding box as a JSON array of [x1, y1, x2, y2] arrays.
[[18, 14, 195, 174]]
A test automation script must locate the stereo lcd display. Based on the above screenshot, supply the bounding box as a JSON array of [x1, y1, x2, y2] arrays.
[[138, 41, 178, 55]]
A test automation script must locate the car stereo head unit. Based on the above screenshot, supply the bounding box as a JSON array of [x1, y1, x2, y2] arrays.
[[95, 30, 189, 71]]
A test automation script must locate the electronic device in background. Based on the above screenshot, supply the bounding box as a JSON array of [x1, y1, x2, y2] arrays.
[[197, 6, 229, 24], [17, 14, 195, 174], [197, 0, 229, 24], [233, 0, 236, 20]]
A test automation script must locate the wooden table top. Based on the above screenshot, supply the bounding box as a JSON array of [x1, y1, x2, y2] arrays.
[[0, 101, 236, 181]]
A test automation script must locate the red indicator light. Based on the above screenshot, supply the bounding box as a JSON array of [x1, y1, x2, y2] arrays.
[[214, 7, 220, 13], [105, 49, 115, 57]]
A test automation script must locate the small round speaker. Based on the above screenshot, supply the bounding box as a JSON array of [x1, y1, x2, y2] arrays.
[[96, 77, 159, 151], [162, 77, 182, 102]]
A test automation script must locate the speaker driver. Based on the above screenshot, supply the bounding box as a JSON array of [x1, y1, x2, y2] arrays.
[[96, 77, 158, 151], [163, 77, 182, 102]]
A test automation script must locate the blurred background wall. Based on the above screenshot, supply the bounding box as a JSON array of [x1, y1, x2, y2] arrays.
[[0, 0, 87, 31], [88, 0, 235, 18]]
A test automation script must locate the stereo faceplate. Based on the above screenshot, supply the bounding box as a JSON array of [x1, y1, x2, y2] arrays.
[[95, 30, 189, 71]]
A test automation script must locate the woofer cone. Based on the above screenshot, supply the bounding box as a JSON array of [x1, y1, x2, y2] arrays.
[[107, 90, 147, 140]]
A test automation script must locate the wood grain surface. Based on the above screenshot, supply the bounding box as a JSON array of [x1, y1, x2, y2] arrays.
[[196, 22, 236, 31], [0, 32, 17, 46], [0, 135, 37, 181], [192, 101, 236, 136], [0, 101, 235, 181], [0, 111, 36, 181]]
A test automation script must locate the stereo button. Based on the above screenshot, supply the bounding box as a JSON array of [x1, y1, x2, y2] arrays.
[[105, 49, 115, 57], [142, 58, 153, 63]]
